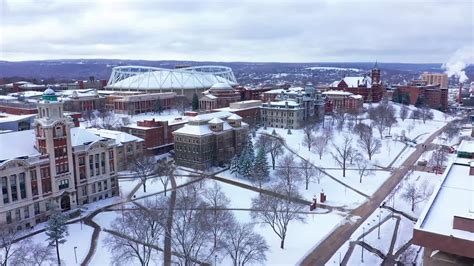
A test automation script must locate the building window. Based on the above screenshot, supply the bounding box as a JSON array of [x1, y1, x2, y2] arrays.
[[6, 211, 12, 224], [59, 179, 69, 190], [45, 201, 50, 211], [95, 154, 100, 175], [98, 182, 102, 192], [89, 155, 94, 177], [55, 126, 63, 137], [30, 170, 38, 196], [15, 209, 21, 221], [24, 206, 29, 219], [79, 156, 85, 166], [19, 173, 26, 199], [104, 180, 108, 190], [2, 176, 9, 204], [111, 177, 116, 187], [34, 202, 40, 215], [101, 153, 106, 174], [92, 183, 96, 194], [109, 161, 114, 172], [108, 150, 114, 159], [82, 186, 87, 196], [10, 175, 17, 202]]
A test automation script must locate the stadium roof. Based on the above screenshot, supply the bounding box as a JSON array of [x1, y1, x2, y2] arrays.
[[106, 65, 237, 91]]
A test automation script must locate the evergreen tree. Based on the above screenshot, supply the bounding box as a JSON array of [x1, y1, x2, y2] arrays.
[[252, 147, 270, 188], [230, 153, 241, 174], [238, 134, 255, 178], [192, 93, 199, 111], [45, 205, 69, 266]]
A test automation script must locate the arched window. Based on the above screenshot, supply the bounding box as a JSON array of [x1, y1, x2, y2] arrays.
[[55, 125, 63, 137]]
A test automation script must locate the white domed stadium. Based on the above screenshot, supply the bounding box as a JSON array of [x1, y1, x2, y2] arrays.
[[105, 65, 238, 99]]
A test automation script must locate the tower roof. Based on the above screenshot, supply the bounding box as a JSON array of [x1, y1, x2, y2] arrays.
[[42, 87, 58, 101]]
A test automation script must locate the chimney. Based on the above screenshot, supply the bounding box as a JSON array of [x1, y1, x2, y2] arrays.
[[458, 83, 463, 104], [470, 161, 474, 176]]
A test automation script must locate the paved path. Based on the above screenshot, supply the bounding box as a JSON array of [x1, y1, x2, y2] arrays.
[[300, 124, 448, 266]]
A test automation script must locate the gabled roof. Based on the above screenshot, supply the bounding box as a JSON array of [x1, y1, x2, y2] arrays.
[[0, 130, 39, 161]]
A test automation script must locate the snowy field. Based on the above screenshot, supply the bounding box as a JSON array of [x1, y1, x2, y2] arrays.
[[327, 169, 445, 265]]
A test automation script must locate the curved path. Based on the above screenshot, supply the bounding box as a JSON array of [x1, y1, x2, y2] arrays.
[[300, 124, 448, 265]]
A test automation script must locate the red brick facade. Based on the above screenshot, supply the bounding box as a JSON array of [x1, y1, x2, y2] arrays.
[[394, 80, 448, 110]]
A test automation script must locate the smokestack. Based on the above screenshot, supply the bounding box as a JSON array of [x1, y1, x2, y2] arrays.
[[458, 83, 463, 104]]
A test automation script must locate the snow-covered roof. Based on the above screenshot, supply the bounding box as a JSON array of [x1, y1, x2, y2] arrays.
[[415, 161, 474, 242], [457, 139, 474, 153], [0, 130, 39, 161], [44, 88, 55, 95], [85, 128, 143, 145], [210, 82, 232, 90], [172, 124, 214, 136], [106, 66, 237, 90], [322, 90, 353, 96], [208, 117, 224, 124], [227, 114, 242, 120], [189, 111, 232, 122], [331, 76, 372, 88], [70, 127, 106, 146], [0, 113, 37, 123], [265, 100, 300, 107]]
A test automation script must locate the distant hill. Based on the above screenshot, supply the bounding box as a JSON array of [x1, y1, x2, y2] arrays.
[[0, 59, 471, 85]]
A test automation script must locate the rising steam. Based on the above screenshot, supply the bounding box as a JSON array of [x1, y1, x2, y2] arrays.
[[442, 46, 473, 83]]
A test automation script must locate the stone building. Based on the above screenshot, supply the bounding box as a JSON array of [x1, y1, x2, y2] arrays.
[[261, 100, 305, 129], [60, 89, 106, 113], [108, 92, 176, 115], [173, 112, 248, 170], [199, 83, 241, 111], [0, 89, 133, 229]]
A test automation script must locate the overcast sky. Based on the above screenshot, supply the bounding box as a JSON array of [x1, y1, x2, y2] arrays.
[[0, 0, 472, 63]]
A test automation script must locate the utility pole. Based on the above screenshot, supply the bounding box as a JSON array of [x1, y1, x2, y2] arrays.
[[361, 227, 365, 263], [74, 246, 78, 264]]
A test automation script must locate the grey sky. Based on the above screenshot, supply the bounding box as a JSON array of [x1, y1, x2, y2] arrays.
[[0, 0, 472, 63]]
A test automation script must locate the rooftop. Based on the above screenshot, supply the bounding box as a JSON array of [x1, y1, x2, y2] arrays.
[[85, 128, 143, 145], [0, 130, 39, 161], [415, 161, 474, 242], [458, 139, 474, 153]]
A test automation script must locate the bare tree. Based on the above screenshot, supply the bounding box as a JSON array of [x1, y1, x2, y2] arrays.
[[300, 159, 317, 190], [315, 168, 324, 184], [353, 123, 371, 139], [100, 110, 122, 130], [384, 104, 398, 135], [203, 182, 234, 250], [104, 200, 164, 266], [172, 184, 214, 265], [355, 155, 374, 183], [369, 102, 396, 138], [9, 242, 55, 266], [430, 148, 448, 174], [312, 131, 331, 160], [333, 107, 347, 130], [357, 129, 381, 160], [401, 180, 433, 211], [251, 183, 306, 249], [222, 221, 269, 266], [0, 224, 22, 266], [443, 121, 461, 141], [155, 159, 175, 196], [275, 154, 302, 197], [410, 108, 422, 121], [302, 132, 316, 151], [331, 135, 354, 177], [256, 133, 284, 170], [131, 155, 157, 193], [420, 106, 434, 124], [399, 104, 410, 121]]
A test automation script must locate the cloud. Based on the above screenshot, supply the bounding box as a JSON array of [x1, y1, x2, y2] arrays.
[[0, 0, 472, 63]]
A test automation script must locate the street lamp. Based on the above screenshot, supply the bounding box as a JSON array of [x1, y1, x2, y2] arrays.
[[378, 209, 381, 239], [74, 246, 78, 264], [214, 255, 217, 266], [339, 251, 342, 265], [361, 227, 365, 263]]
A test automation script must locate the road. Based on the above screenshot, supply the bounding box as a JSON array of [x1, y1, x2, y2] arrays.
[[299, 125, 447, 266]]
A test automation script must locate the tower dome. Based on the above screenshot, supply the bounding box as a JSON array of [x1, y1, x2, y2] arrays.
[[42, 87, 58, 101]]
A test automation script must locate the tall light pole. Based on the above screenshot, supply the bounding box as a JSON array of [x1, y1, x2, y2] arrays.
[[361, 227, 365, 263], [378, 209, 381, 239], [74, 246, 78, 264]]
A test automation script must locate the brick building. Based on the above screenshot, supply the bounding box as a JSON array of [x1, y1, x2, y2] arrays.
[[329, 65, 384, 102], [214, 100, 262, 125], [60, 89, 106, 113], [173, 112, 248, 170], [199, 83, 241, 111], [322, 90, 364, 113], [121, 117, 187, 154], [393, 80, 448, 110], [108, 92, 175, 115]]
